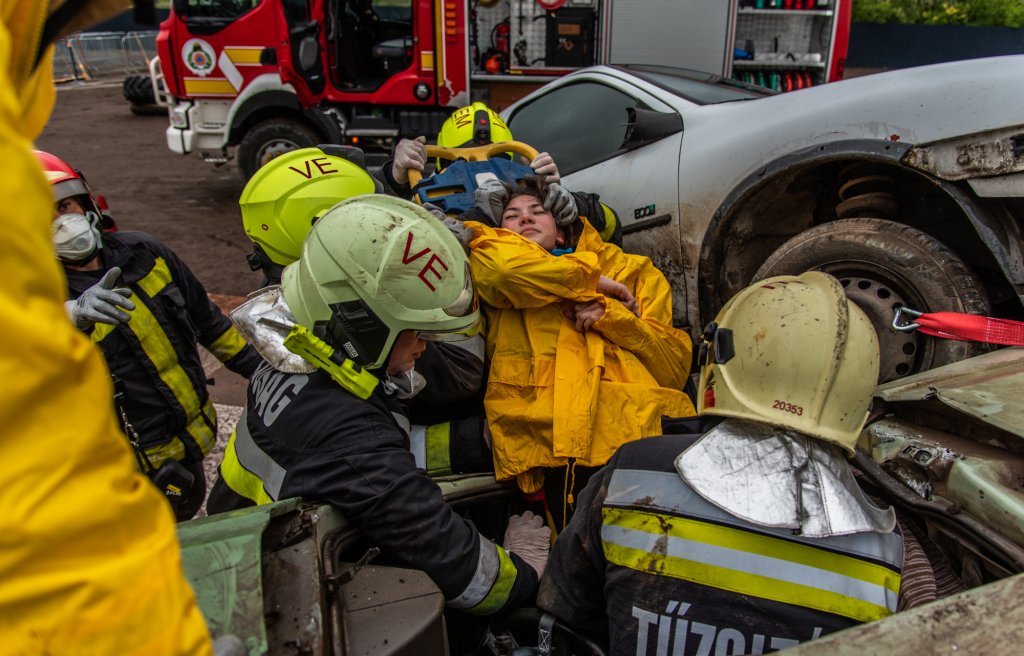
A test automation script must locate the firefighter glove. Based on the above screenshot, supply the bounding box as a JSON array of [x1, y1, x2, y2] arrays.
[[443, 216, 474, 255], [473, 178, 511, 227], [391, 136, 427, 185], [530, 152, 560, 184], [422, 202, 472, 255], [65, 267, 135, 330], [504, 511, 551, 577], [543, 183, 578, 227]]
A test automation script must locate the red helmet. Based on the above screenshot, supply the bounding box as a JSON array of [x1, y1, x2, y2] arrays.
[[33, 150, 100, 215]]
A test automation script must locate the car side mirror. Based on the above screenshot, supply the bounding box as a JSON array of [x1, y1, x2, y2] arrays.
[[620, 106, 683, 151]]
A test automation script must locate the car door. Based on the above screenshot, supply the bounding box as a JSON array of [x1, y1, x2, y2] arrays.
[[505, 76, 689, 327]]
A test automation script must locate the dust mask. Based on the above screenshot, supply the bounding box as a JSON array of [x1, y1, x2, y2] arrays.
[[52, 212, 102, 263]]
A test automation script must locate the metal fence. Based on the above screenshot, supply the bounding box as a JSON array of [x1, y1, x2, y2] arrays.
[[52, 31, 159, 82]]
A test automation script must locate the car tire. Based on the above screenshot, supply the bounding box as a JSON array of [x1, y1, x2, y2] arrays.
[[237, 119, 320, 181], [122, 75, 155, 105], [752, 218, 990, 382]]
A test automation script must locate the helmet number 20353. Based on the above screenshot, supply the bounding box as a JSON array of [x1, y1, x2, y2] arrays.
[[773, 400, 804, 416], [402, 232, 448, 292]]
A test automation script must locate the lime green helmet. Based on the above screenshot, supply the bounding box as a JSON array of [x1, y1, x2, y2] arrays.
[[436, 102, 514, 168], [240, 146, 379, 279], [282, 195, 479, 370]]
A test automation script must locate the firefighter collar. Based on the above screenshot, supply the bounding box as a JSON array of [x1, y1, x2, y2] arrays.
[[229, 286, 317, 375], [675, 418, 896, 538]]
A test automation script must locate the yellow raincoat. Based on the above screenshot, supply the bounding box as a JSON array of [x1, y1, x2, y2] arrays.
[[467, 219, 695, 493], [0, 2, 212, 654]]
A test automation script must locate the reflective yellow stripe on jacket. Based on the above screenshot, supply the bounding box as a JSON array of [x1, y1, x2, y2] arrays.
[[447, 534, 518, 615], [207, 327, 247, 362], [140, 399, 217, 471], [220, 408, 285, 506], [91, 258, 216, 455], [598, 203, 618, 243], [601, 507, 901, 624]]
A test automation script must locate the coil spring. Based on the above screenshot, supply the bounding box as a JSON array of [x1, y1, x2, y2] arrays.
[[836, 163, 899, 219]]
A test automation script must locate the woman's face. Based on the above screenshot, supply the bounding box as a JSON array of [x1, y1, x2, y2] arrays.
[[500, 194, 563, 252]]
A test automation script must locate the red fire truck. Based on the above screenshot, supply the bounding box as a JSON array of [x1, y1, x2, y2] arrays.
[[152, 0, 851, 180]]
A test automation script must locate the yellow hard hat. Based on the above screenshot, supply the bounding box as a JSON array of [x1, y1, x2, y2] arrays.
[[239, 146, 378, 279], [697, 271, 879, 454], [436, 102, 514, 167]]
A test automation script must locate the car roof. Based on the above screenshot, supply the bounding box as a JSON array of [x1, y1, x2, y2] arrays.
[[612, 64, 775, 103]]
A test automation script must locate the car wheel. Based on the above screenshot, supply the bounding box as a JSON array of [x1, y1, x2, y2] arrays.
[[237, 119, 320, 181], [753, 218, 990, 382], [122, 75, 155, 105]]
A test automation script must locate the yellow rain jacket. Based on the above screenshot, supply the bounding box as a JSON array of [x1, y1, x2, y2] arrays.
[[0, 2, 212, 654], [467, 219, 696, 493]]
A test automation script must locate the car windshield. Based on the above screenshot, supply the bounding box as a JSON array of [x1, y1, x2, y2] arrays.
[[616, 65, 772, 105]]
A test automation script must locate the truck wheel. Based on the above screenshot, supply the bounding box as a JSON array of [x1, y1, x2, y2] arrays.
[[237, 119, 319, 181], [753, 218, 990, 382], [122, 75, 155, 105]]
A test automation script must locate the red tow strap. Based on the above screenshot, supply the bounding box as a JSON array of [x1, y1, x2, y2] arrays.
[[911, 312, 1024, 347]]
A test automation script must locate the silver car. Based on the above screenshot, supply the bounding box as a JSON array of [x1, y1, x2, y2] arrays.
[[503, 58, 1024, 382]]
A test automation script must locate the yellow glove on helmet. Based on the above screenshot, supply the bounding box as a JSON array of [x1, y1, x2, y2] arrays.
[[697, 271, 879, 454]]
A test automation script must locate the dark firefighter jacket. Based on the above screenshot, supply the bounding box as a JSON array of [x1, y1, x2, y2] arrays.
[[373, 162, 623, 247], [208, 361, 534, 615], [538, 416, 910, 656], [64, 231, 261, 467]]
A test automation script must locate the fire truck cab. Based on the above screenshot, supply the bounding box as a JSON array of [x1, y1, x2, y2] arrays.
[[153, 0, 851, 180]]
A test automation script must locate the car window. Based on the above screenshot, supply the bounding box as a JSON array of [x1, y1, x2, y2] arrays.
[[508, 82, 636, 175]]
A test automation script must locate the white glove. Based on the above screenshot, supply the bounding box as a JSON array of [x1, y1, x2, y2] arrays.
[[543, 183, 578, 227], [473, 178, 510, 226], [530, 152, 560, 184], [503, 511, 551, 578], [391, 136, 427, 185], [64, 267, 135, 331]]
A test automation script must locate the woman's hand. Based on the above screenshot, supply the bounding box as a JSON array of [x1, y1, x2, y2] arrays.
[[564, 300, 605, 332], [597, 276, 640, 316]]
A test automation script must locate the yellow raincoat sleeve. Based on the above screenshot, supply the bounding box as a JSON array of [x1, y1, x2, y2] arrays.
[[466, 222, 603, 308], [567, 221, 692, 392], [0, 3, 213, 654], [591, 255, 694, 392]]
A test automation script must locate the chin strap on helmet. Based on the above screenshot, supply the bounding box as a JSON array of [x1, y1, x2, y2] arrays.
[[246, 243, 286, 280], [696, 321, 735, 367]]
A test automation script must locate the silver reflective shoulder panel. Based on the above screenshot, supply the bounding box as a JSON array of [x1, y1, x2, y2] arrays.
[[233, 407, 288, 502], [447, 534, 500, 609]]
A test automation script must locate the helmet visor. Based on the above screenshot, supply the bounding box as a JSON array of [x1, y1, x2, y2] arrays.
[[415, 315, 481, 342], [443, 263, 479, 317], [52, 178, 88, 202]]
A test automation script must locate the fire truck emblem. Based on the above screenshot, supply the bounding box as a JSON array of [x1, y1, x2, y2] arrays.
[[182, 39, 216, 76]]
